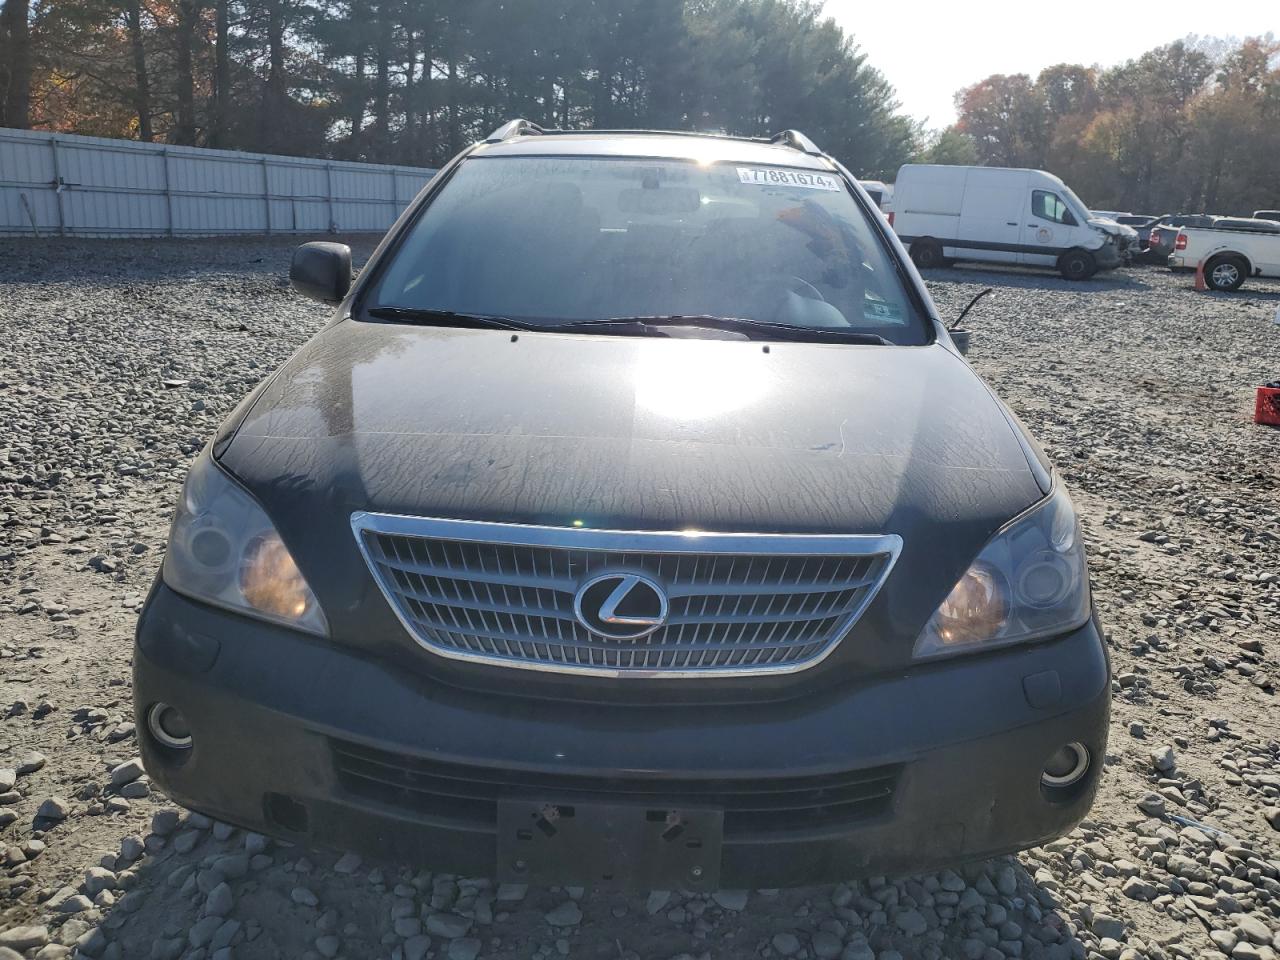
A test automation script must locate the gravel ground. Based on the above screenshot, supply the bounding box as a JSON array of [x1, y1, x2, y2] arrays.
[[1, 237, 1279, 960]]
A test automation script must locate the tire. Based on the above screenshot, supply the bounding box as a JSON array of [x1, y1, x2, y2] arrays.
[[1204, 254, 1247, 292], [910, 239, 945, 270], [1058, 249, 1097, 281]]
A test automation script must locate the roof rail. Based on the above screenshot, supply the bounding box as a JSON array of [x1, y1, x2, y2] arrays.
[[769, 129, 822, 155], [484, 119, 545, 143]]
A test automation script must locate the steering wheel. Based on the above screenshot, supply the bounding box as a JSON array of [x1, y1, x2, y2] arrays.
[[786, 275, 827, 302]]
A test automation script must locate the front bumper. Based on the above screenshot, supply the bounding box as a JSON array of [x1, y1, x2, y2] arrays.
[[1094, 240, 1124, 269], [135, 583, 1110, 888]]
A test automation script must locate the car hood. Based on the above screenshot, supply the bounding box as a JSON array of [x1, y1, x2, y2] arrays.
[[1088, 218, 1136, 240], [218, 320, 1047, 679]]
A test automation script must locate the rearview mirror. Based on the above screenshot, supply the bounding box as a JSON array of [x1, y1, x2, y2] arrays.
[[290, 242, 352, 303], [950, 329, 971, 355], [617, 186, 703, 215]]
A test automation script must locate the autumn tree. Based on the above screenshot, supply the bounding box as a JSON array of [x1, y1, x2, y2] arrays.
[[9, 0, 922, 179], [950, 37, 1277, 215]]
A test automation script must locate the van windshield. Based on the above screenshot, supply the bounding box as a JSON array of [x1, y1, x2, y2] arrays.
[[1058, 184, 1092, 223], [366, 155, 929, 345]]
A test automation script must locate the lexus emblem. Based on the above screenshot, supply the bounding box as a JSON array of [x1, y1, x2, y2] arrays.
[[573, 573, 669, 640]]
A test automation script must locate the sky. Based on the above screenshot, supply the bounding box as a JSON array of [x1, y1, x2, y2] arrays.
[[821, 0, 1279, 130]]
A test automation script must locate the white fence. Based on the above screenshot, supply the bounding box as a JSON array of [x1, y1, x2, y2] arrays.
[[0, 127, 437, 238]]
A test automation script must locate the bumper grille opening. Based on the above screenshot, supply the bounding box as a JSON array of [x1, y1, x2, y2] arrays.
[[264, 792, 309, 834], [330, 739, 900, 838], [352, 514, 900, 677]]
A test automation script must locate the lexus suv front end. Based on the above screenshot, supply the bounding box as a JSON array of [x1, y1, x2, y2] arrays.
[[135, 123, 1109, 889]]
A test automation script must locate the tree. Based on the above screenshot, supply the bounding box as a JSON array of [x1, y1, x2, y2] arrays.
[[1, 0, 33, 126], [208, 0, 230, 145], [123, 0, 153, 140], [13, 0, 921, 176], [917, 128, 978, 165], [172, 0, 202, 143], [951, 36, 1276, 215], [954, 74, 1045, 167]]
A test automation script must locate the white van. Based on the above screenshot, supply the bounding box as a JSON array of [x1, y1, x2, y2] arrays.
[[892, 164, 1123, 280], [857, 179, 894, 220]]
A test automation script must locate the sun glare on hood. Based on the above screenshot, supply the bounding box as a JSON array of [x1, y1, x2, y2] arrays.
[[633, 339, 772, 421]]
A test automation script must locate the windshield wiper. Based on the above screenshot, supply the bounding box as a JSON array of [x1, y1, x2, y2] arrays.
[[562, 315, 892, 345], [366, 308, 894, 344], [366, 306, 538, 331]]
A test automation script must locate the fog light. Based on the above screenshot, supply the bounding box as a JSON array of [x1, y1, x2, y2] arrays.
[[147, 702, 192, 750], [1041, 742, 1089, 787]]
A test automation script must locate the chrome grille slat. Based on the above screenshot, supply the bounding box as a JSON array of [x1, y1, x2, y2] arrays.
[[353, 513, 901, 678]]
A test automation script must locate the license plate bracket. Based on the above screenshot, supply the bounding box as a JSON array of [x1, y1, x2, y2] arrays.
[[496, 800, 723, 891]]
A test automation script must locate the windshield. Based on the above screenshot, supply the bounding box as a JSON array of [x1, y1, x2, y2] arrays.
[[366, 155, 928, 345], [1059, 184, 1092, 223]]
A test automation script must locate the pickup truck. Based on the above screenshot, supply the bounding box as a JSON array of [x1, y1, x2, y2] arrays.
[[1170, 219, 1280, 290]]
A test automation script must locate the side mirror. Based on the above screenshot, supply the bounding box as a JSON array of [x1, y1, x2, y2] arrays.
[[290, 242, 352, 303], [948, 287, 990, 357]]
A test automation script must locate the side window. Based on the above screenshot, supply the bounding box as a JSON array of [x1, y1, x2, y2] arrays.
[[1032, 191, 1077, 226]]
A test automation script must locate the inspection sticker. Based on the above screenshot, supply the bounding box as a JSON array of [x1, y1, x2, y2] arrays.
[[736, 167, 841, 191]]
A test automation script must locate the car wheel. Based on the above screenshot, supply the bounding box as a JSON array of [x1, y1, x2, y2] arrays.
[[1058, 249, 1097, 281], [910, 240, 944, 270], [1204, 254, 1246, 292]]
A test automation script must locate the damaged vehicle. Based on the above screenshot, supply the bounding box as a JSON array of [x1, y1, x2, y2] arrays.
[[135, 122, 1110, 889]]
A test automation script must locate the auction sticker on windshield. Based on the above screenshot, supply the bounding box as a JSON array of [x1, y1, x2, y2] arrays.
[[737, 168, 841, 191]]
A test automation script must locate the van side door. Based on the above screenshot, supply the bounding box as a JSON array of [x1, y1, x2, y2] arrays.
[[956, 168, 1027, 263], [1020, 189, 1078, 266]]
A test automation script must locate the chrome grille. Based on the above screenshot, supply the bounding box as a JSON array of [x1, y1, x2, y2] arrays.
[[353, 514, 900, 678]]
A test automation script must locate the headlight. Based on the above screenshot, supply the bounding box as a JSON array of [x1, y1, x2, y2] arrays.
[[162, 449, 327, 635], [913, 483, 1089, 659]]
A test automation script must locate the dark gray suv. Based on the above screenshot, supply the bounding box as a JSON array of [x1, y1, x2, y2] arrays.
[[134, 122, 1109, 889]]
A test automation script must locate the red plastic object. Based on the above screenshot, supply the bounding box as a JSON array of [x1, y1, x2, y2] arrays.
[[1257, 385, 1280, 427]]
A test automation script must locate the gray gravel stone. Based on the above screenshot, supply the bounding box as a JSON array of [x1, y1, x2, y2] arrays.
[[1121, 876, 1157, 900], [150, 809, 180, 836], [425, 913, 472, 939], [1151, 745, 1177, 773], [772, 932, 800, 956], [1092, 915, 1126, 940], [289, 887, 318, 907], [187, 916, 222, 949], [544, 901, 582, 926], [812, 929, 843, 959], [448, 937, 481, 960], [0, 926, 49, 951], [36, 797, 69, 821], [17, 752, 46, 775], [895, 909, 928, 936], [712, 889, 748, 911], [205, 882, 233, 917], [108, 758, 145, 789], [210, 920, 240, 952], [1235, 914, 1271, 945], [332, 852, 361, 874], [393, 918, 421, 938]]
